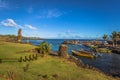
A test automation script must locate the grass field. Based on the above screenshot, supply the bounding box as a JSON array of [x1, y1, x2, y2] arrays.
[[0, 41, 117, 80]]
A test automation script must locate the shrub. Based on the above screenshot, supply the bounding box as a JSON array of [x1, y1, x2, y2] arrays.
[[38, 41, 52, 57]]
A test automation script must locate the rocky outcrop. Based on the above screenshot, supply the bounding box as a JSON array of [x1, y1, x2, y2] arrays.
[[58, 44, 69, 58], [62, 40, 80, 44], [68, 56, 85, 67], [110, 47, 120, 54]]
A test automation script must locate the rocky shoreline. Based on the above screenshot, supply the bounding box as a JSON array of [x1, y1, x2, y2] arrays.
[[109, 47, 120, 54], [49, 47, 120, 79], [62, 40, 80, 44], [50, 50, 120, 79], [68, 55, 120, 79]]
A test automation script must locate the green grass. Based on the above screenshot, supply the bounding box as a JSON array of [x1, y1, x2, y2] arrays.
[[0, 41, 36, 58], [0, 41, 117, 80]]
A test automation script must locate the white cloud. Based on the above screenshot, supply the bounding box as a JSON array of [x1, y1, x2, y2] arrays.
[[0, 18, 24, 28], [66, 30, 72, 35], [17, 25, 24, 28], [38, 9, 63, 18], [1, 19, 17, 27], [1, 19, 36, 30], [24, 24, 37, 30], [57, 30, 82, 39], [47, 9, 62, 18]]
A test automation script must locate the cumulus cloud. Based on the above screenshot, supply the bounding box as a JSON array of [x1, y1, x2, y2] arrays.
[[38, 9, 63, 18], [1, 18, 37, 30], [1, 19, 17, 27], [24, 24, 37, 30]]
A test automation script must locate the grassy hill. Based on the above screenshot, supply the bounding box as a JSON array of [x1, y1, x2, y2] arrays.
[[0, 41, 117, 80]]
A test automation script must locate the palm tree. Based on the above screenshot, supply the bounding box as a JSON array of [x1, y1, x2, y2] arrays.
[[103, 34, 108, 41], [102, 34, 108, 45], [111, 31, 119, 47], [118, 32, 120, 38], [118, 32, 120, 46], [39, 42, 52, 57]]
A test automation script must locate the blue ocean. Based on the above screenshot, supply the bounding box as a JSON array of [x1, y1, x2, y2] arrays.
[[22, 39, 120, 77]]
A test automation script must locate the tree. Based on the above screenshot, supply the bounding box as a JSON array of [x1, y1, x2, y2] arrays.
[[103, 34, 108, 41], [118, 32, 120, 38], [38, 42, 52, 57], [103, 34, 108, 45], [6, 34, 17, 38], [17, 29, 22, 42], [110, 31, 119, 47], [117, 32, 120, 45], [110, 35, 114, 47]]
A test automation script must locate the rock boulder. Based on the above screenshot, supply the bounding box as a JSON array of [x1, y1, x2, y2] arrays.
[[58, 44, 69, 58]]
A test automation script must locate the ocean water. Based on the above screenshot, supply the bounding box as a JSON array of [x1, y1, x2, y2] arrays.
[[22, 39, 120, 77]]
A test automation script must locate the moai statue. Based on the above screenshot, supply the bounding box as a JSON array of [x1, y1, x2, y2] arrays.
[[17, 29, 22, 42]]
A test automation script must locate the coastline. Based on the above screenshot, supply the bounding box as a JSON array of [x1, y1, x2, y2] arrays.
[[0, 41, 119, 80], [23, 39, 119, 77], [50, 50, 120, 78]]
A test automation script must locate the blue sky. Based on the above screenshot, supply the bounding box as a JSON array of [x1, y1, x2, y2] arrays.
[[0, 0, 120, 39]]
